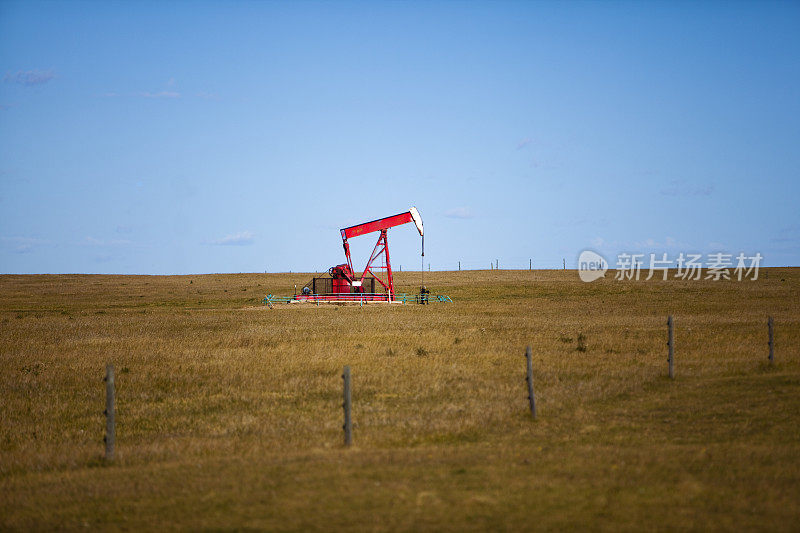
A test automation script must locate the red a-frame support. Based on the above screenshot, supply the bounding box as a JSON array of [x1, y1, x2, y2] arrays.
[[340, 207, 423, 301]]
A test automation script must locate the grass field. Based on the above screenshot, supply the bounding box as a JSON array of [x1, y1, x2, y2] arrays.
[[1, 269, 799, 531]]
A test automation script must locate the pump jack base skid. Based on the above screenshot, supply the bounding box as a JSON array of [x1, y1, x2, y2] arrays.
[[263, 293, 452, 306], [292, 299, 403, 305]]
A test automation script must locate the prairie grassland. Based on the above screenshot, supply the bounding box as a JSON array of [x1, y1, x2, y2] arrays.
[[1, 269, 799, 531]]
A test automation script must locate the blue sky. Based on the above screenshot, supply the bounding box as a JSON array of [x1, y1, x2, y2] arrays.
[[1, 1, 798, 274]]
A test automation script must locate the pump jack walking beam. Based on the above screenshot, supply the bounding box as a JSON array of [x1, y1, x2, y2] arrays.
[[340, 207, 424, 300]]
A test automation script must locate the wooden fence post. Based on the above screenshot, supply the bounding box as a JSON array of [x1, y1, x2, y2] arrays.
[[768, 316, 774, 365], [104, 364, 115, 461], [525, 346, 537, 418], [667, 316, 674, 379], [342, 366, 352, 446]]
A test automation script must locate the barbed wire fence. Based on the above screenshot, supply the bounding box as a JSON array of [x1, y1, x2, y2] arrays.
[[397, 257, 571, 272]]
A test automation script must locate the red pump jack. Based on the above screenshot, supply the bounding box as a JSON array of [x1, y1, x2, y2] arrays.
[[329, 207, 424, 302]]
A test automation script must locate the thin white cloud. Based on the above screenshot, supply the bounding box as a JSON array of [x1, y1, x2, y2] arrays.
[[444, 207, 474, 219], [82, 237, 132, 246], [100, 78, 192, 100], [516, 138, 532, 150], [94, 254, 115, 263], [660, 180, 714, 196], [139, 91, 181, 99], [137, 78, 182, 99], [209, 231, 255, 246], [631, 237, 685, 249], [1, 236, 51, 254], [773, 224, 800, 241], [592, 236, 686, 251], [3, 69, 56, 86]]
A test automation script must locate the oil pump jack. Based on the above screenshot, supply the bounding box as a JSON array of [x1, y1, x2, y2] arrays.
[[264, 206, 451, 306], [293, 207, 424, 303]]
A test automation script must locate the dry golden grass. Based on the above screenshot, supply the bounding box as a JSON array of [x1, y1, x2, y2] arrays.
[[1, 269, 799, 530]]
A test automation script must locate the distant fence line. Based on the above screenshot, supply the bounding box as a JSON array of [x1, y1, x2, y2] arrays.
[[269, 259, 793, 274], [269, 259, 574, 274]]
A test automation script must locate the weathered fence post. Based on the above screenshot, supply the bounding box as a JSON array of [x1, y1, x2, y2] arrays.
[[667, 315, 674, 379], [342, 366, 352, 446], [104, 363, 115, 461], [525, 346, 537, 418], [768, 316, 774, 365]]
